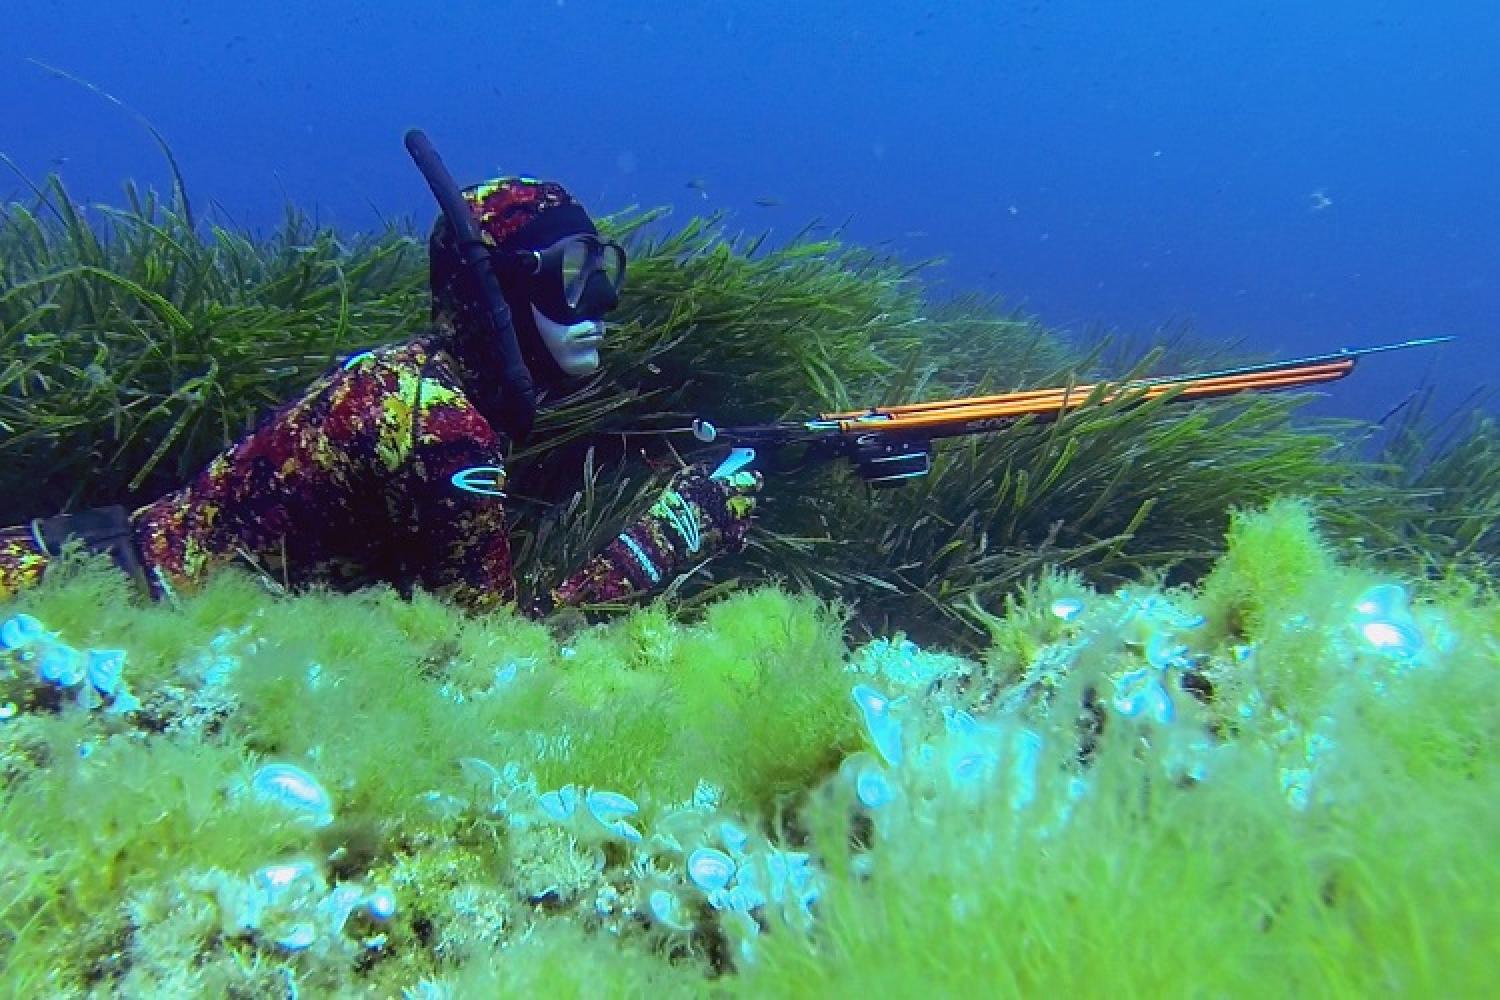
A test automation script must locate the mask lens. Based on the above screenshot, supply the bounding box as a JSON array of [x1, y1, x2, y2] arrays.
[[560, 239, 591, 305], [542, 236, 627, 315], [601, 244, 626, 290], [562, 241, 627, 310]]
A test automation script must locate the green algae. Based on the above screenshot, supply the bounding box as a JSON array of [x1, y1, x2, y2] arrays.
[[742, 504, 1500, 998], [1, 502, 1497, 995]]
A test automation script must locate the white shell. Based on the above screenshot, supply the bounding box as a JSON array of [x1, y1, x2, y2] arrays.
[[850, 683, 888, 716], [586, 789, 639, 824], [724, 883, 765, 912], [851, 684, 904, 766], [319, 884, 366, 934], [602, 818, 643, 843], [1113, 662, 1175, 723], [1360, 619, 1422, 657], [107, 688, 142, 715], [276, 922, 318, 952], [537, 784, 579, 823], [1112, 668, 1155, 718], [366, 888, 397, 921], [1145, 634, 1189, 670], [251, 763, 335, 826], [648, 888, 695, 931], [1050, 597, 1086, 621], [583, 790, 642, 842], [650, 808, 707, 854], [854, 763, 896, 809], [942, 706, 979, 737], [0, 614, 45, 649], [39, 643, 87, 687], [254, 860, 320, 898], [86, 649, 127, 697], [1354, 583, 1408, 618], [1010, 729, 1044, 810], [948, 747, 997, 785], [687, 847, 736, 892], [718, 819, 750, 855]]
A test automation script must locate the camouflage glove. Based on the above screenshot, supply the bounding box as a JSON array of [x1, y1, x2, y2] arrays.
[[543, 464, 761, 612], [653, 464, 762, 558]]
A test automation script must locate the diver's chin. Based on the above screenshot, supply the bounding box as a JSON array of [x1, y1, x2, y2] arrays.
[[532, 306, 605, 378], [557, 349, 601, 378]]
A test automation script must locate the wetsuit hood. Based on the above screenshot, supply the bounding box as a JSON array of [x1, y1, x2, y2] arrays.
[[428, 177, 602, 423]]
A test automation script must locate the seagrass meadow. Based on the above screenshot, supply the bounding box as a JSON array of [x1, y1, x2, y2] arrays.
[[2, 179, 1499, 996]]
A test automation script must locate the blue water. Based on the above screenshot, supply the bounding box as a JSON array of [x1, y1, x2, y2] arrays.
[[3, 1, 1496, 422]]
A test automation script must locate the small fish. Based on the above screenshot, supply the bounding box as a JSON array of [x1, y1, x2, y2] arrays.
[[685, 178, 709, 200], [1308, 189, 1333, 212], [753, 195, 782, 208]]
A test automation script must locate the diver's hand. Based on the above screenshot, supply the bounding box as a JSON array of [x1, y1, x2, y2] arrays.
[[656, 464, 762, 556]]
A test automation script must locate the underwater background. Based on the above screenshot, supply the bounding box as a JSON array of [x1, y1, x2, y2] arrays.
[[3, 0, 1496, 418], [3, 2, 1500, 997]]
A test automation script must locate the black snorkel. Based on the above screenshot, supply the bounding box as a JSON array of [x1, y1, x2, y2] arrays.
[[404, 129, 536, 444]]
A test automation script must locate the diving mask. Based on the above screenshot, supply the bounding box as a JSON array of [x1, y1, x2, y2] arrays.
[[502, 233, 626, 324]]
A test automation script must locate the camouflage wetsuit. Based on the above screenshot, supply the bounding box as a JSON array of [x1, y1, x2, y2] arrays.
[[0, 333, 752, 614]]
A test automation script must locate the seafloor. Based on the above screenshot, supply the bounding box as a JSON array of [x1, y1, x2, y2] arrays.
[[1, 498, 1496, 996]]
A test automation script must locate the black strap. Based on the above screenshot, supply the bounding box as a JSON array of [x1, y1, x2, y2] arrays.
[[30, 506, 150, 594]]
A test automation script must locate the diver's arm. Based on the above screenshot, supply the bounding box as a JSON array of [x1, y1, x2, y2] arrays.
[[539, 467, 758, 612], [404, 365, 522, 613], [413, 490, 519, 614], [405, 350, 757, 615]]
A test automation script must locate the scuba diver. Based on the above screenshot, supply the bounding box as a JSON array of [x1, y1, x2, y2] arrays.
[[0, 140, 762, 615]]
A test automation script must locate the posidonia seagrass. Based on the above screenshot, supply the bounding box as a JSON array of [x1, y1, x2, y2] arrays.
[[2, 177, 1490, 646]]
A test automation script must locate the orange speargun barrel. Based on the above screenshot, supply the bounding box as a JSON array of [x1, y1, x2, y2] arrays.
[[819, 337, 1451, 437]]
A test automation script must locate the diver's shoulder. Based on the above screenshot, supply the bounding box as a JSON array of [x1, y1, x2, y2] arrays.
[[336, 338, 436, 375], [329, 338, 466, 400]]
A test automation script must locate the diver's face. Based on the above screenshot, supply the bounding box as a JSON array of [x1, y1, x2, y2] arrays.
[[531, 304, 605, 376]]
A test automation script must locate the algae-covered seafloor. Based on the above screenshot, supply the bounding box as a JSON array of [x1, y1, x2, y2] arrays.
[[2, 183, 1499, 995]]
